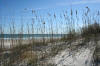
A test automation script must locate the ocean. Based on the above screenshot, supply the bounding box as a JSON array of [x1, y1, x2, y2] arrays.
[[0, 34, 67, 39]]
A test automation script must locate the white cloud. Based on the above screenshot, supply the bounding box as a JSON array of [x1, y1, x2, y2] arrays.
[[57, 0, 100, 6], [31, 0, 100, 10]]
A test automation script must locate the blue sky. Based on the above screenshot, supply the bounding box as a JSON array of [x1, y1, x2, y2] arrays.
[[0, 0, 100, 34]]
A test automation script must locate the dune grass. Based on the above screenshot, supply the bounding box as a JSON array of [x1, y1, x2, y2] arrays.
[[0, 7, 100, 65]]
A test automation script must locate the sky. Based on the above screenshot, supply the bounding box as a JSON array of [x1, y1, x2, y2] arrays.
[[0, 0, 100, 34]]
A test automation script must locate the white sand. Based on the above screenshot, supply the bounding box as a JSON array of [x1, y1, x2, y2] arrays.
[[49, 43, 95, 66]]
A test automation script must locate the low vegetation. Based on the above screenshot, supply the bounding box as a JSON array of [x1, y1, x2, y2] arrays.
[[0, 7, 100, 65]]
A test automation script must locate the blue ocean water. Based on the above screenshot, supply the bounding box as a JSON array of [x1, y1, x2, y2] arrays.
[[0, 34, 67, 38]]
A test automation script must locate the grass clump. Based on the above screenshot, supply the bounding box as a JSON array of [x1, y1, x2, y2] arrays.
[[22, 51, 38, 66], [81, 22, 100, 38], [61, 30, 77, 42]]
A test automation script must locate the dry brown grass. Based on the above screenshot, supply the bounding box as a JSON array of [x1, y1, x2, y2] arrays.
[[20, 51, 37, 60]]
